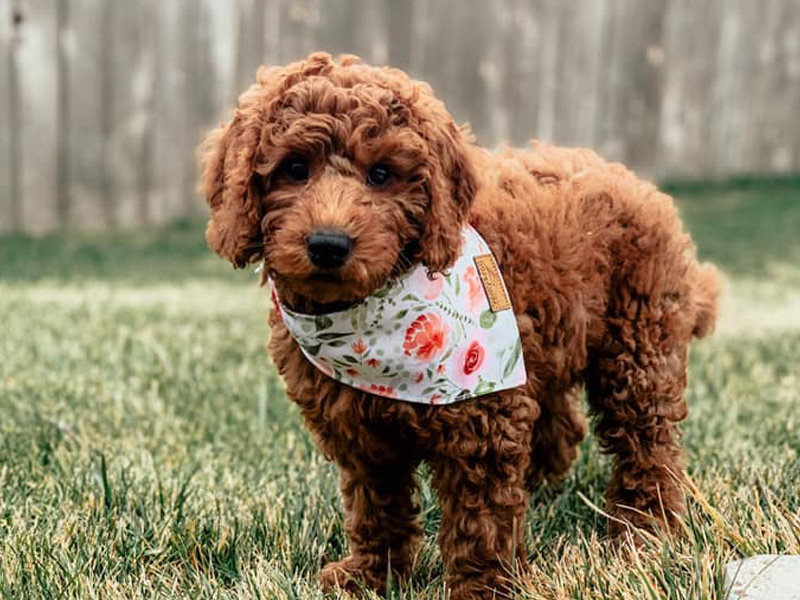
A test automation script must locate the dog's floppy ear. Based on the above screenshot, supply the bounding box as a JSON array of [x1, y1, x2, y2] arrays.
[[199, 109, 265, 268], [417, 121, 477, 273]]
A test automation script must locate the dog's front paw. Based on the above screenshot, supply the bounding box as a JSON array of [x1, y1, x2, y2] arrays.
[[319, 556, 384, 596]]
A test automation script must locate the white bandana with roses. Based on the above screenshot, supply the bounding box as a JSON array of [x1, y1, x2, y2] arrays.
[[269, 226, 527, 405]]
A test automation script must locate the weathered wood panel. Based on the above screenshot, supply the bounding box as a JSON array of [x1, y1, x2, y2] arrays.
[[0, 0, 12, 232], [149, 0, 189, 225], [1, 0, 800, 232], [16, 0, 59, 231], [65, 0, 108, 228]]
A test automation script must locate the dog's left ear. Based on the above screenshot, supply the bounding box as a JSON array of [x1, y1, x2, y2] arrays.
[[417, 121, 477, 273]]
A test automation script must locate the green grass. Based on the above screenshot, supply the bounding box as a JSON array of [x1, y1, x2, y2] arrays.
[[1, 180, 799, 599]]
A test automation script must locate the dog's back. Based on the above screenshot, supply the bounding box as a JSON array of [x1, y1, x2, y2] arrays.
[[469, 140, 720, 352]]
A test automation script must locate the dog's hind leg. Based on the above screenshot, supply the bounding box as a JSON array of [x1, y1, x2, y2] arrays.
[[319, 461, 422, 595], [586, 300, 692, 540]]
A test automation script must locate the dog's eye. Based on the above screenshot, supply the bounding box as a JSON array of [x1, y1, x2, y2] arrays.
[[281, 157, 309, 182], [366, 164, 392, 187]]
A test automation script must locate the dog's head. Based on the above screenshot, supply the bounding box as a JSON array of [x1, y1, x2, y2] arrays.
[[199, 53, 476, 305]]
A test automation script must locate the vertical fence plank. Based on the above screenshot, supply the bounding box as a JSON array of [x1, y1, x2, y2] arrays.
[[503, 0, 542, 148], [149, 0, 184, 224], [16, 0, 59, 231], [317, 0, 352, 58], [99, 0, 115, 224], [316, 0, 388, 65], [386, 0, 413, 71], [533, 0, 561, 145], [106, 0, 151, 225], [180, 0, 217, 217], [551, 0, 610, 149], [56, 0, 70, 225], [660, 0, 725, 178], [410, 0, 459, 120], [450, 1, 493, 142], [592, 0, 668, 171], [205, 0, 237, 114], [788, 1, 800, 171], [233, 0, 266, 94], [742, 0, 800, 173], [708, 0, 753, 175], [0, 1, 11, 232], [481, 0, 512, 144], [136, 0, 159, 224], [277, 0, 320, 63], [64, 0, 106, 228]]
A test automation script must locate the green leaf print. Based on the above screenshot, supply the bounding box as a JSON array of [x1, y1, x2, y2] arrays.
[[502, 339, 522, 379], [314, 315, 333, 331], [479, 309, 497, 329], [474, 379, 496, 395], [316, 332, 351, 340]]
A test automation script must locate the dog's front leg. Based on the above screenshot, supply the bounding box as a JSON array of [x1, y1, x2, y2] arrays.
[[430, 394, 535, 600], [319, 461, 422, 596]]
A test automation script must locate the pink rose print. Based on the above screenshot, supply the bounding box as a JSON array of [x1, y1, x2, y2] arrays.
[[464, 266, 484, 313], [429, 393, 442, 405], [351, 339, 368, 355], [462, 340, 485, 375], [451, 339, 486, 388], [403, 313, 448, 362]]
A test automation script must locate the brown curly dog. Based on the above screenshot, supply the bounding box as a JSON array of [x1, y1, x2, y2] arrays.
[[200, 53, 720, 599]]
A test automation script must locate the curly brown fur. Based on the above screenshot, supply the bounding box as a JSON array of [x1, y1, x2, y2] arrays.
[[200, 53, 720, 599]]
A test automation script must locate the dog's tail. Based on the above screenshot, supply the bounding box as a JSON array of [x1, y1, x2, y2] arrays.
[[691, 263, 721, 338]]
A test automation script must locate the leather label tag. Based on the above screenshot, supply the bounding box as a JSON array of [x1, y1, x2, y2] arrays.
[[473, 254, 512, 312]]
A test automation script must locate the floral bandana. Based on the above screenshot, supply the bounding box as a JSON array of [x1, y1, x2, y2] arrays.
[[269, 226, 526, 405]]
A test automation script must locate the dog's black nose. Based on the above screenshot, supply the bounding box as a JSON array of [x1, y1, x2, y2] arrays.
[[306, 230, 353, 269]]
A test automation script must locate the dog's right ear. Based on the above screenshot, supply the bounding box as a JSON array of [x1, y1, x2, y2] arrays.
[[199, 107, 267, 269]]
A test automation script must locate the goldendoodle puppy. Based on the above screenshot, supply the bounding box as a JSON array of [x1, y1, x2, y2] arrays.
[[200, 52, 719, 599]]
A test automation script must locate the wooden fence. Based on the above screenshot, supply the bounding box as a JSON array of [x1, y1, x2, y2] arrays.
[[1, 0, 799, 232]]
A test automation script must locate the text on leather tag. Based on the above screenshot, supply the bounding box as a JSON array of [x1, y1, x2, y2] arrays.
[[473, 254, 512, 312]]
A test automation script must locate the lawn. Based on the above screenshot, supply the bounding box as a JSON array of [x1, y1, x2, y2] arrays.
[[1, 179, 799, 599]]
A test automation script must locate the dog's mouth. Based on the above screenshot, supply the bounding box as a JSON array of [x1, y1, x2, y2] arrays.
[[272, 268, 380, 312]]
